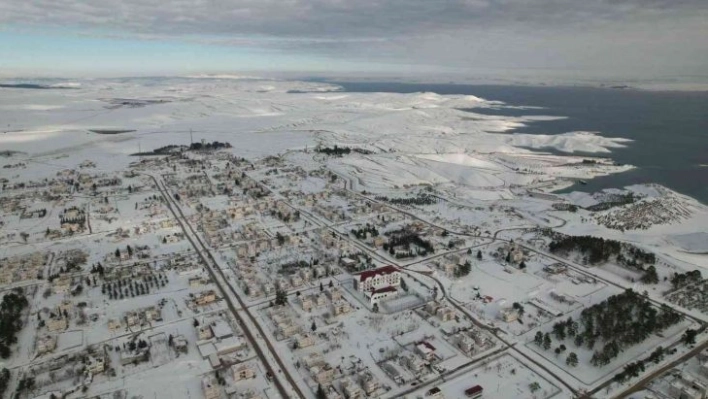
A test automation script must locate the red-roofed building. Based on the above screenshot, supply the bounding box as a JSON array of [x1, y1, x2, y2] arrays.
[[366, 285, 399, 306], [464, 385, 483, 398], [354, 266, 401, 293]]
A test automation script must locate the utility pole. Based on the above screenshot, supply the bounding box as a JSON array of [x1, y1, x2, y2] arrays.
[[190, 129, 193, 146]]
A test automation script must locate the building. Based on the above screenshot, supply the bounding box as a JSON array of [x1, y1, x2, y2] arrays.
[[342, 378, 364, 399], [313, 364, 335, 385], [500, 308, 520, 323], [202, 376, 221, 399], [366, 286, 399, 306], [36, 335, 57, 355], [108, 319, 122, 331], [232, 363, 256, 381], [86, 355, 106, 374], [331, 301, 352, 316], [198, 326, 214, 341], [173, 335, 189, 353], [354, 266, 401, 293], [195, 290, 217, 306], [415, 341, 437, 362], [359, 372, 379, 395], [456, 335, 475, 354], [436, 306, 455, 322], [295, 333, 315, 349], [327, 288, 343, 301], [426, 387, 445, 399], [403, 354, 426, 374], [300, 296, 313, 312], [465, 385, 483, 399], [47, 317, 68, 332]]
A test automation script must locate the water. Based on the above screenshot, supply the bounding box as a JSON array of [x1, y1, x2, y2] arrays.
[[333, 82, 708, 204]]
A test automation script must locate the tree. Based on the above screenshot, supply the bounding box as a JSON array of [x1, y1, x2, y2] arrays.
[[329, 280, 334, 288], [534, 331, 544, 346], [316, 384, 327, 399], [400, 278, 408, 292], [683, 329, 698, 345], [319, 282, 324, 292], [641, 265, 659, 284], [115, 248, 121, 258], [505, 252, 511, 263], [543, 333, 552, 350], [566, 352, 579, 367], [275, 288, 288, 306], [311, 321, 317, 332], [477, 250, 483, 260]]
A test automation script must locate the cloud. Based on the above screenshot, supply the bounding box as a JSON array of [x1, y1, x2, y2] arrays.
[[1, 0, 707, 78]]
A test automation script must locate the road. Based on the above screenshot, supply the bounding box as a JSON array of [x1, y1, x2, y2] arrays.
[[147, 173, 304, 399], [608, 339, 708, 398]]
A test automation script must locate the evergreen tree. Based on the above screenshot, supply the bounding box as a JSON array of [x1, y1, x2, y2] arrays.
[[316, 384, 327, 399], [566, 352, 578, 367]]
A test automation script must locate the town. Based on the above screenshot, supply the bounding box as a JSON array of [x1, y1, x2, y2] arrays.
[[1, 78, 707, 399]]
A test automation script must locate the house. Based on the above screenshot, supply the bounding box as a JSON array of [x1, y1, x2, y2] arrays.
[[210, 319, 233, 339], [295, 333, 315, 349], [403, 354, 426, 374], [359, 372, 379, 395], [436, 307, 455, 322], [331, 301, 352, 316], [198, 326, 214, 340], [290, 274, 303, 287], [108, 319, 122, 331], [340, 257, 358, 269], [36, 335, 57, 354], [300, 296, 314, 312], [47, 317, 68, 332], [86, 355, 106, 374], [415, 341, 437, 362], [426, 387, 445, 399], [313, 364, 335, 384], [120, 348, 149, 366], [327, 288, 343, 301], [52, 275, 72, 294], [125, 311, 139, 327], [173, 335, 189, 353], [342, 378, 364, 399], [500, 308, 520, 323], [202, 376, 221, 399], [195, 290, 217, 306], [232, 363, 256, 381], [464, 385, 483, 398], [456, 335, 475, 354], [314, 292, 328, 307]]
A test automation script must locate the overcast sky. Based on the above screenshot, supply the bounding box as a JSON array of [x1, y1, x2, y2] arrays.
[[1, 0, 707, 83]]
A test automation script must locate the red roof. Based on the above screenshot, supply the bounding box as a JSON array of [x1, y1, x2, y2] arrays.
[[358, 265, 399, 282], [465, 385, 483, 395], [370, 286, 398, 294]]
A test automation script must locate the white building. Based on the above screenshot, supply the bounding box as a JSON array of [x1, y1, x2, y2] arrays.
[[354, 266, 401, 305]]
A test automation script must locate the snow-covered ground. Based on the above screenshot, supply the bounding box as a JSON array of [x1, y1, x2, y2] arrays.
[[1, 77, 706, 399]]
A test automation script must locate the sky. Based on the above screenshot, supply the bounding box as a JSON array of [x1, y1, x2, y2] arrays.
[[0, 0, 707, 84]]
